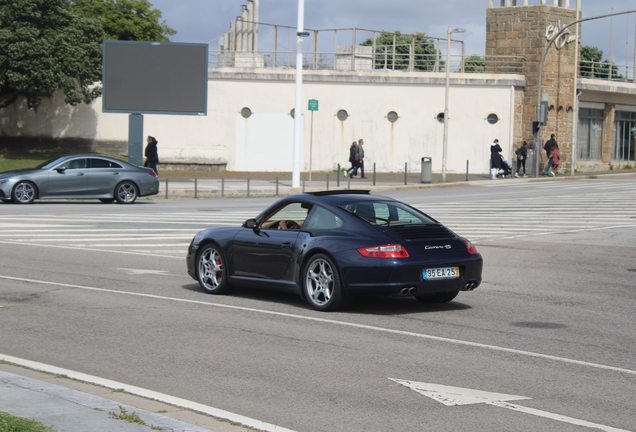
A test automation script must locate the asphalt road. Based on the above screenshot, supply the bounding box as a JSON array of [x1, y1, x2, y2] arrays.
[[1, 177, 635, 432]]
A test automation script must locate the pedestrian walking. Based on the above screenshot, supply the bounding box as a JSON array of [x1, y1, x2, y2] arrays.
[[355, 138, 366, 178], [515, 141, 528, 177], [490, 139, 502, 179], [344, 141, 357, 177], [144, 136, 159, 175], [544, 134, 557, 176], [549, 143, 560, 177]]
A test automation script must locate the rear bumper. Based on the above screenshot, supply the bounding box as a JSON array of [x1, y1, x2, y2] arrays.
[[336, 251, 483, 297]]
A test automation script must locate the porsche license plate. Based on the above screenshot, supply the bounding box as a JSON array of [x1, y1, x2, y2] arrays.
[[423, 267, 459, 280]]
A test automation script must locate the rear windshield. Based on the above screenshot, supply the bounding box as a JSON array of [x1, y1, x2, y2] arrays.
[[340, 201, 435, 225]]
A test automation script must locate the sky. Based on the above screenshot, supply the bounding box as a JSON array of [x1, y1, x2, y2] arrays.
[[148, 0, 636, 66]]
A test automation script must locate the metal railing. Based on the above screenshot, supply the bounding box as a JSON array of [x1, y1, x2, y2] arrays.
[[579, 60, 635, 83], [209, 50, 525, 75]]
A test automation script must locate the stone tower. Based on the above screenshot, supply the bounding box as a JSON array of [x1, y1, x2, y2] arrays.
[[486, 0, 580, 169]]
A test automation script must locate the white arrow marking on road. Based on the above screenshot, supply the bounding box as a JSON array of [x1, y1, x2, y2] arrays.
[[390, 379, 632, 432], [116, 268, 172, 276]]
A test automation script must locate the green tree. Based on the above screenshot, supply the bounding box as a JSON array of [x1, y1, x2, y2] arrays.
[[360, 31, 440, 72], [71, 0, 176, 41], [579, 45, 622, 80], [0, 0, 104, 110], [464, 54, 485, 72]]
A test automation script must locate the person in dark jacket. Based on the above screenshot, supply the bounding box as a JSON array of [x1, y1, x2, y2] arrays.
[[515, 141, 528, 177], [544, 134, 557, 176], [144, 136, 159, 175], [490, 139, 503, 179], [344, 141, 358, 177]]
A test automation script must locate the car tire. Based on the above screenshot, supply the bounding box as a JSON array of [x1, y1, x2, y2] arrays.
[[415, 291, 459, 304], [197, 244, 231, 294], [114, 181, 138, 204], [303, 254, 346, 311], [12, 181, 36, 204], [99, 198, 115, 203]]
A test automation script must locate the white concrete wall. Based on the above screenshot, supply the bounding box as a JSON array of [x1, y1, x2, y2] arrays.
[[0, 69, 524, 174]]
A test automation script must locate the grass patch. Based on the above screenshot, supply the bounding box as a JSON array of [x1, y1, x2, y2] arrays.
[[108, 405, 145, 425], [0, 411, 55, 431]]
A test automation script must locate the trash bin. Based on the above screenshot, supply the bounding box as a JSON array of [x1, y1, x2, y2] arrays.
[[526, 149, 535, 176], [421, 157, 432, 184]]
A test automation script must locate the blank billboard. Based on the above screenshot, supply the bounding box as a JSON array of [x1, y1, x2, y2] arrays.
[[102, 41, 208, 115]]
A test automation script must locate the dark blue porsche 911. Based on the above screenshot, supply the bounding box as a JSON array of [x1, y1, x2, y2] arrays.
[[186, 190, 482, 311]]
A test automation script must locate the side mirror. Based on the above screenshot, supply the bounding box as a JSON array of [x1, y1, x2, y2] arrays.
[[55, 166, 66, 173], [243, 218, 257, 228]]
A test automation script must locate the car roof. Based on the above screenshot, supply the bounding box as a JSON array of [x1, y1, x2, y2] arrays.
[[288, 190, 398, 205]]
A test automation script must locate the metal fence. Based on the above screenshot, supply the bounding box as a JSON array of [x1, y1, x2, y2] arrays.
[[209, 50, 525, 74]]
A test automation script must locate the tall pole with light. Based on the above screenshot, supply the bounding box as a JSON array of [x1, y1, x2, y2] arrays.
[[292, 0, 309, 188], [442, 27, 465, 183]]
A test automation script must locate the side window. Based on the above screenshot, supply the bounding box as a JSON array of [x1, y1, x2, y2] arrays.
[[60, 159, 87, 170], [260, 202, 311, 230], [110, 161, 123, 168], [89, 158, 110, 168], [304, 206, 344, 230]]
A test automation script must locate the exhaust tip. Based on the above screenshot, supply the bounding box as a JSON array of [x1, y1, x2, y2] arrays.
[[408, 287, 417, 296]]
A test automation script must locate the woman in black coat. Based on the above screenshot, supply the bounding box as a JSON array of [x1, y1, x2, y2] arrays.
[[490, 139, 502, 179]]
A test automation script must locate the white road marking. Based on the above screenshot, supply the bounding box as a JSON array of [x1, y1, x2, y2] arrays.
[[0, 240, 184, 259], [390, 379, 631, 432], [0, 354, 296, 432], [1, 274, 635, 377], [115, 268, 174, 276]]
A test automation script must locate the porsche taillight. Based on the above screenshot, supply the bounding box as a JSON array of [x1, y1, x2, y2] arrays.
[[357, 244, 409, 258], [464, 240, 478, 254]]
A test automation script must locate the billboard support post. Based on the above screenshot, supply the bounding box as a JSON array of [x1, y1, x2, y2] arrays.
[[128, 114, 144, 167]]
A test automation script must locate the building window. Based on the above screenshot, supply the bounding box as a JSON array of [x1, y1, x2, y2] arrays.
[[578, 108, 603, 160], [613, 111, 636, 161], [241, 107, 252, 118], [337, 109, 349, 121], [387, 111, 399, 123], [486, 113, 499, 124], [436, 112, 444, 123]]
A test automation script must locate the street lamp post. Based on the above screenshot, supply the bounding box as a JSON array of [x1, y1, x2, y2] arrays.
[[442, 27, 465, 183], [292, 0, 308, 188]]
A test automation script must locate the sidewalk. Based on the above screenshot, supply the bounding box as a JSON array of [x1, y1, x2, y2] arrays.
[[155, 169, 636, 199], [0, 359, 288, 432]]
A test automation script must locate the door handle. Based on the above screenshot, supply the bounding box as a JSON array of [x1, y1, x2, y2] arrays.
[[281, 242, 293, 249], [112, 172, 119, 175], [76, 172, 85, 176]]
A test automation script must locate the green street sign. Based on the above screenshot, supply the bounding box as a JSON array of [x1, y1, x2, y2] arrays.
[[308, 99, 319, 111]]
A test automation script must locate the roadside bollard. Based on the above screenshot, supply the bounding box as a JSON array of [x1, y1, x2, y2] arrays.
[[247, 178, 250, 197], [165, 178, 169, 199], [221, 178, 225, 197], [373, 163, 376, 186], [302, 176, 305, 193], [194, 178, 197, 199], [326, 175, 329, 190], [337, 164, 340, 187], [276, 177, 279, 196], [466, 160, 469, 181], [405, 162, 408, 185]]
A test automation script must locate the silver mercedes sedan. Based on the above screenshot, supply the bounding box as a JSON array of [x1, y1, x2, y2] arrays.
[[0, 155, 160, 204]]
